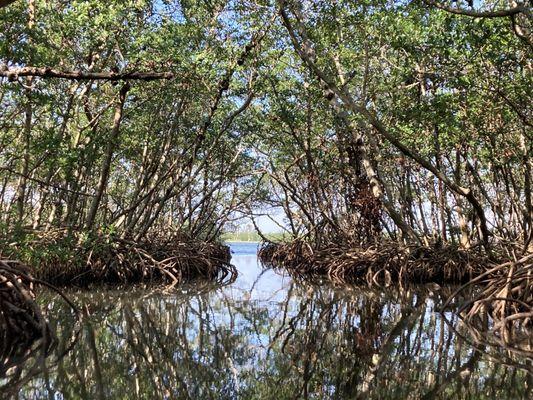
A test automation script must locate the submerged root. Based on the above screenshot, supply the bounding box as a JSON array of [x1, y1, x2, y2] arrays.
[[1, 229, 236, 286], [259, 240, 487, 285]]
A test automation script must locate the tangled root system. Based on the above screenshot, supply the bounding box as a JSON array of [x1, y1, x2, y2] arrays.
[[446, 252, 532, 346], [1, 259, 55, 380], [259, 240, 488, 285], [2, 229, 236, 286]]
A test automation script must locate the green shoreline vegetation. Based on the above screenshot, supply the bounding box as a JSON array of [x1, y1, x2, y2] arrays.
[[222, 231, 286, 243]]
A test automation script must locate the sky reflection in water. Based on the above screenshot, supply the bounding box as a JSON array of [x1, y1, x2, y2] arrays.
[[1, 242, 531, 399]]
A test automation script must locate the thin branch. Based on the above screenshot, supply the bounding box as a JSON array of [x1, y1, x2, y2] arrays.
[[0, 166, 95, 197]]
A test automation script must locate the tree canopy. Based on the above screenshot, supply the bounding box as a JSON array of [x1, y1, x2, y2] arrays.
[[0, 0, 530, 250]]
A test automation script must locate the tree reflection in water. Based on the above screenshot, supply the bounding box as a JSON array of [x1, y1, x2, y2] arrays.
[[2, 243, 531, 399]]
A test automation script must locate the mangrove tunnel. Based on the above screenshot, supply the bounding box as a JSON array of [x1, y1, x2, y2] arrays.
[[0, 0, 532, 398]]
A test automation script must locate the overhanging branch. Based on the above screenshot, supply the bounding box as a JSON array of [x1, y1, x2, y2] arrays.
[[421, 0, 530, 18], [0, 66, 175, 81], [0, 0, 17, 9]]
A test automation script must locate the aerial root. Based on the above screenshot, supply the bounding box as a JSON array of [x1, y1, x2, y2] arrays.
[[447, 252, 532, 349]]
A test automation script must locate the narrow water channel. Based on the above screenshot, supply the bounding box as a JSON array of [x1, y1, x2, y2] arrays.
[[2, 243, 532, 399]]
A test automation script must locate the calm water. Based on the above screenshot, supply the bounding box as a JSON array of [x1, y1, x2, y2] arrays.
[[1, 242, 531, 399]]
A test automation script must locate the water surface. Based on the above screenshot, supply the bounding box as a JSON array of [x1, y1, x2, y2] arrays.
[[1, 242, 531, 399]]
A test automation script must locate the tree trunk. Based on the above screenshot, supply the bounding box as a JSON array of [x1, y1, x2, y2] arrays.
[[14, 0, 35, 226], [85, 83, 129, 231]]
